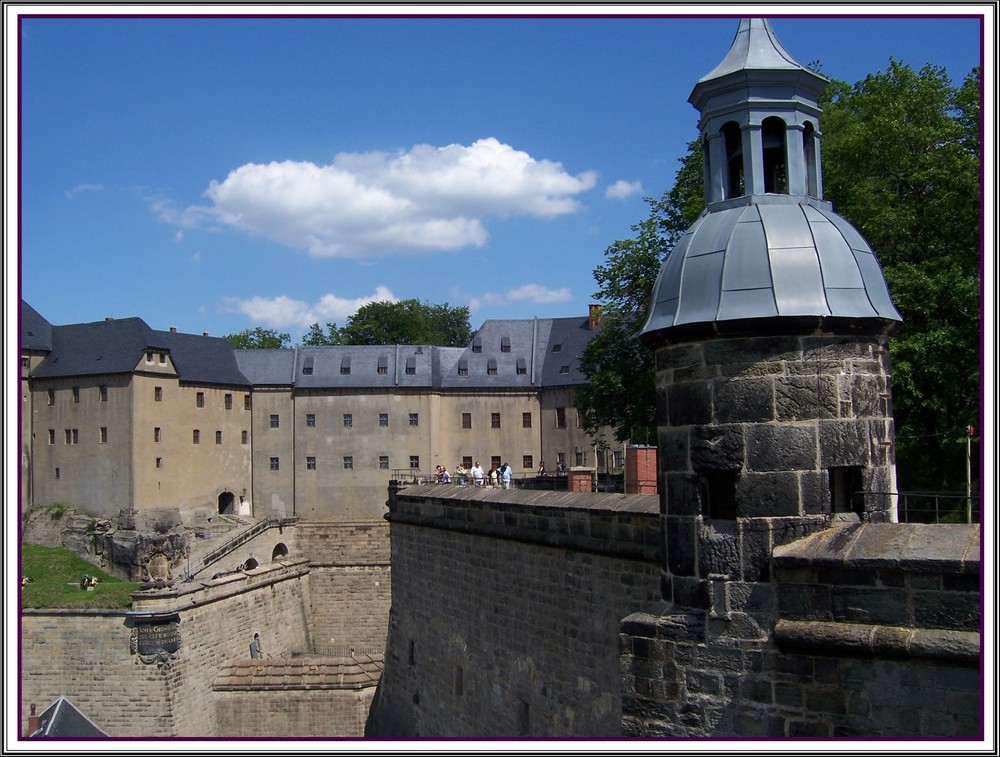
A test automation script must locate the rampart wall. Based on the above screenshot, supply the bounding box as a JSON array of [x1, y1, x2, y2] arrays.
[[367, 484, 661, 737]]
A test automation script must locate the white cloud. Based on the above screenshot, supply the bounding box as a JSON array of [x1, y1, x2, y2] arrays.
[[605, 179, 642, 199], [64, 183, 103, 199], [223, 286, 398, 330], [169, 138, 597, 258], [465, 283, 573, 312]]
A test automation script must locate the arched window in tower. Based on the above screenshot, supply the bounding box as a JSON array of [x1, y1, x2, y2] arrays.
[[762, 116, 788, 193], [803, 121, 818, 197], [721, 121, 744, 199]]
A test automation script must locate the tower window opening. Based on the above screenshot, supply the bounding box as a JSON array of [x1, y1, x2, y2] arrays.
[[703, 470, 738, 520], [721, 122, 744, 199], [803, 121, 818, 196], [762, 117, 788, 194], [830, 466, 864, 516]]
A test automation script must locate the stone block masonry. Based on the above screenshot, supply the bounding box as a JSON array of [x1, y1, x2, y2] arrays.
[[368, 485, 661, 737]]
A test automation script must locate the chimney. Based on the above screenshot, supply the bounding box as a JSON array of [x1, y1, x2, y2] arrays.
[[169, 327, 177, 333], [27, 704, 38, 736], [203, 332, 209, 337], [105, 317, 114, 321], [588, 304, 603, 331]]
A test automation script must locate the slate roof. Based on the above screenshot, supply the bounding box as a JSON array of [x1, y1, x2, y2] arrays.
[[29, 696, 108, 738], [29, 306, 250, 387], [21, 300, 53, 352]]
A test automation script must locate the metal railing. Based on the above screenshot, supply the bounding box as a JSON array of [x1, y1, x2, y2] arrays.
[[199, 516, 299, 571], [853, 491, 981, 524]]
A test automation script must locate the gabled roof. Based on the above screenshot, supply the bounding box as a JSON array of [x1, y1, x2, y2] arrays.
[[21, 300, 53, 353], [535, 316, 597, 387], [31, 315, 251, 386], [29, 696, 108, 738]]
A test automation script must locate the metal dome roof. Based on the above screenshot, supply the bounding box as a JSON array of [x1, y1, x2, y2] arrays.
[[639, 195, 902, 343]]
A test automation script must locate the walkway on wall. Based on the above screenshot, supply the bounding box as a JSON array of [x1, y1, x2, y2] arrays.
[[186, 517, 299, 580]]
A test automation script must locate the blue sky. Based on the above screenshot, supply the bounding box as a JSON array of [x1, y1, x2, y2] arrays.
[[11, 6, 989, 342]]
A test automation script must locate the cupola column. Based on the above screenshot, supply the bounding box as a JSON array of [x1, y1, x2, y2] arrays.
[[743, 123, 766, 196], [785, 122, 807, 196], [704, 132, 728, 204]]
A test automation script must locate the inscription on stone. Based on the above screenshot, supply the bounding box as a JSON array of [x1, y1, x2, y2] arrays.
[[136, 617, 180, 656]]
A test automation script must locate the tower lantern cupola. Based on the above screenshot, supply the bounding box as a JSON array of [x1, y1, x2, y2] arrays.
[[690, 17, 828, 204]]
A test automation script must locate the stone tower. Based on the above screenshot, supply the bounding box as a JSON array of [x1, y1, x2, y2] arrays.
[[638, 18, 903, 616]]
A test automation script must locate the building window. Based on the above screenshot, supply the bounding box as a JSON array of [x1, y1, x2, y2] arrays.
[[158, 352, 166, 365], [154, 427, 161, 443], [343, 413, 353, 428], [241, 430, 248, 444], [522, 455, 533, 470], [270, 457, 280, 471], [64, 429, 79, 445], [225, 393, 233, 410], [379, 413, 389, 427], [472, 336, 482, 353], [306, 413, 316, 427], [99, 385, 108, 402], [409, 413, 418, 427], [491, 412, 501, 429], [193, 429, 200, 444], [457, 359, 469, 376], [100, 427, 108, 444], [21, 357, 29, 370], [196, 392, 205, 408], [830, 466, 864, 516], [379, 455, 389, 470], [576, 410, 582, 428], [54, 468, 60, 480], [704, 471, 738, 520], [555, 407, 566, 429], [378, 355, 389, 375], [64, 429, 71, 445], [560, 365, 570, 375], [269, 414, 279, 428], [575, 449, 587, 466], [343, 456, 354, 470], [47, 429, 55, 445], [72, 386, 80, 403], [463, 455, 473, 469], [409, 455, 420, 470], [405, 357, 416, 375], [340, 356, 351, 375], [155, 457, 163, 469], [557, 451, 566, 470], [491, 455, 501, 471], [47, 388, 54, 406], [306, 456, 317, 470], [516, 358, 527, 376], [154, 386, 162, 402], [215, 430, 223, 445], [302, 357, 314, 375], [244, 394, 251, 410], [378, 365, 388, 375], [146, 351, 153, 364], [462, 412, 472, 429], [487, 358, 497, 376], [552, 343, 562, 352], [500, 336, 511, 353], [522, 412, 532, 429]]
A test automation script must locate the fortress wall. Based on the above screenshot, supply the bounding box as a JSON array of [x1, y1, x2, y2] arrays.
[[294, 521, 392, 652], [21, 610, 172, 738], [214, 687, 376, 738], [368, 485, 661, 737], [620, 523, 981, 738]]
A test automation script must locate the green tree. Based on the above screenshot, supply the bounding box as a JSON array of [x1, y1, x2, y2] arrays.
[[576, 140, 704, 444], [821, 62, 981, 491], [224, 327, 291, 349], [302, 299, 473, 347], [579, 62, 981, 493]]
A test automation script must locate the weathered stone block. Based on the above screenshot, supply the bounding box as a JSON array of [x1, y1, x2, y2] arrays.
[[775, 376, 838, 421], [830, 586, 907, 625], [657, 343, 702, 372], [746, 425, 818, 472], [850, 374, 886, 417], [819, 420, 869, 467], [690, 425, 744, 472], [668, 382, 712, 426], [739, 521, 772, 582], [658, 427, 689, 472], [704, 336, 801, 366], [737, 472, 801, 517], [714, 378, 775, 423], [911, 591, 980, 631], [655, 385, 669, 425], [697, 522, 739, 578], [665, 473, 702, 517], [799, 471, 829, 515], [665, 515, 697, 575]]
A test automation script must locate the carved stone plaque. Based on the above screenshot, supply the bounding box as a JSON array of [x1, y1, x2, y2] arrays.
[[135, 615, 180, 656]]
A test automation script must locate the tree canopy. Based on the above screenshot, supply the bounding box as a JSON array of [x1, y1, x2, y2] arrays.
[[577, 61, 981, 493], [302, 299, 473, 347], [224, 327, 291, 349]]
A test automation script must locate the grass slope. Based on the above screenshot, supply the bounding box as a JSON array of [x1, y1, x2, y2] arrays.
[[21, 545, 138, 609]]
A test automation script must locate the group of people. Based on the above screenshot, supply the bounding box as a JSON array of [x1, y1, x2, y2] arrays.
[[436, 460, 514, 489]]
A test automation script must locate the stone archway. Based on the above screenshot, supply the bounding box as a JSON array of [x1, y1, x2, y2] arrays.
[[271, 543, 289, 562], [218, 491, 235, 515]]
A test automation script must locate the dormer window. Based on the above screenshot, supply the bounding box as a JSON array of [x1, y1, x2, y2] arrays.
[[302, 357, 314, 375], [405, 357, 416, 375], [340, 356, 351, 376], [500, 336, 511, 353], [487, 358, 497, 376], [378, 355, 389, 375], [472, 336, 482, 354], [458, 358, 469, 376]]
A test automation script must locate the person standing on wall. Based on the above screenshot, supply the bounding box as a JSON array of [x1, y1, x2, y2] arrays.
[[471, 460, 485, 486], [501, 463, 512, 490]]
